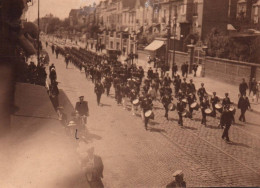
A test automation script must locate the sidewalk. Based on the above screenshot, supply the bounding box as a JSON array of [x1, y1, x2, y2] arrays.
[[0, 83, 89, 188]]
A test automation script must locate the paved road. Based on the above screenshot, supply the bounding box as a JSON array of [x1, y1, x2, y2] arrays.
[[46, 45, 260, 187]]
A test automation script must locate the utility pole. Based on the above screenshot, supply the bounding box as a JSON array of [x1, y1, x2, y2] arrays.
[[37, 0, 40, 65], [172, 5, 177, 69], [166, 0, 172, 68]]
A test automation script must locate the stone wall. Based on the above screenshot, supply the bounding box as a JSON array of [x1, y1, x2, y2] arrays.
[[205, 57, 260, 85], [169, 50, 189, 69]]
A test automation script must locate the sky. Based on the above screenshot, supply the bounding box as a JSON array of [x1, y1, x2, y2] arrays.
[[26, 0, 99, 21]]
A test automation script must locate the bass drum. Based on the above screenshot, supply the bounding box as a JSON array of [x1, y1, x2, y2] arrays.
[[204, 108, 213, 116], [145, 110, 155, 120], [190, 102, 199, 110], [229, 105, 236, 115], [168, 103, 176, 111]]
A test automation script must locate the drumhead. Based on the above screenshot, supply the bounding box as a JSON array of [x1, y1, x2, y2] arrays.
[[191, 102, 198, 108], [205, 108, 212, 114], [145, 110, 152, 117], [133, 99, 139, 105], [229, 106, 235, 111], [182, 99, 188, 103], [215, 103, 222, 109]]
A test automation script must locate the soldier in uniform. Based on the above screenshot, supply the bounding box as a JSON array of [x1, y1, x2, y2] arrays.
[[177, 96, 185, 126], [221, 105, 234, 142], [200, 95, 210, 126], [187, 92, 197, 119], [197, 83, 207, 103], [166, 170, 186, 188], [130, 89, 138, 115], [162, 91, 173, 120], [75, 96, 89, 126], [142, 95, 153, 130], [193, 63, 198, 77], [180, 78, 188, 95], [210, 92, 220, 117], [238, 94, 251, 122], [173, 75, 181, 97], [94, 81, 105, 106], [163, 73, 172, 87], [222, 93, 232, 106], [187, 79, 196, 94], [172, 63, 178, 77]]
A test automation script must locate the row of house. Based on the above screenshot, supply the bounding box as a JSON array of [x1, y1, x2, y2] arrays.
[[68, 0, 260, 61]]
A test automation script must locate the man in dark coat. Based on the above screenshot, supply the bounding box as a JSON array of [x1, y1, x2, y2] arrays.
[[221, 105, 234, 142], [166, 170, 186, 188], [238, 94, 251, 122], [83, 147, 104, 188], [239, 78, 248, 96], [95, 81, 104, 106], [75, 96, 89, 126], [193, 63, 198, 77], [172, 63, 178, 78]]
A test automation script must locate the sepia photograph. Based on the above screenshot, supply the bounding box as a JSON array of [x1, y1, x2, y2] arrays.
[[0, 0, 260, 187]]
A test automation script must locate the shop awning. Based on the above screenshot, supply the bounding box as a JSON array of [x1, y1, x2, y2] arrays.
[[144, 40, 164, 51], [227, 24, 236, 31]]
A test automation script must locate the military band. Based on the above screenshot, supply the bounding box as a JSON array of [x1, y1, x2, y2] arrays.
[[53, 44, 240, 140]]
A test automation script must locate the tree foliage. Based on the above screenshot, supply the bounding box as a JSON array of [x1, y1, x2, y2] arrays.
[[206, 28, 260, 63]]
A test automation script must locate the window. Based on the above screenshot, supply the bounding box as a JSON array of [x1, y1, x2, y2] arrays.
[[193, 3, 198, 16], [110, 41, 113, 49], [255, 7, 258, 15], [116, 42, 120, 50], [181, 4, 187, 15]]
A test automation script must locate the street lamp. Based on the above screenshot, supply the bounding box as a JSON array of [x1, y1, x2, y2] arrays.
[[172, 15, 177, 68]]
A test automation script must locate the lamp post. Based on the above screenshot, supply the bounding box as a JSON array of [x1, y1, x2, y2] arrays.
[[37, 0, 40, 65], [172, 14, 177, 69]]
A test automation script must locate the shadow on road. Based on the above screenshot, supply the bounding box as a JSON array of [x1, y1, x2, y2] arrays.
[[149, 127, 166, 133], [183, 126, 198, 131], [227, 141, 251, 148]]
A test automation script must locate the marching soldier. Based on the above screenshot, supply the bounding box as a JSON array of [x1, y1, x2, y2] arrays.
[[210, 92, 220, 117], [180, 78, 188, 95], [200, 95, 210, 126], [222, 93, 232, 106], [177, 96, 185, 126], [75, 96, 89, 126], [187, 79, 196, 94], [94, 81, 105, 106], [187, 93, 197, 119], [130, 88, 138, 116], [197, 83, 207, 103], [238, 94, 251, 122], [173, 75, 181, 96], [142, 94, 153, 130], [162, 91, 173, 120], [221, 105, 234, 143]]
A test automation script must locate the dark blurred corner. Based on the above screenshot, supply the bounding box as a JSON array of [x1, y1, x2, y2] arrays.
[[0, 0, 37, 136]]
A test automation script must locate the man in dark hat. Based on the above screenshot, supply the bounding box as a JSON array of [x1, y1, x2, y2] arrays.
[[200, 95, 210, 126], [210, 92, 220, 117], [162, 91, 173, 120], [197, 83, 207, 103], [177, 96, 185, 126], [166, 170, 186, 188], [221, 105, 234, 142], [239, 78, 248, 96], [94, 81, 105, 106], [75, 96, 89, 125], [238, 94, 251, 122]]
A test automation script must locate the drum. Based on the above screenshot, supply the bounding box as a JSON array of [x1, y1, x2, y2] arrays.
[[145, 110, 154, 119], [190, 102, 199, 110], [204, 108, 213, 115], [229, 105, 236, 115], [182, 99, 188, 103], [215, 103, 222, 110], [133, 99, 139, 106], [182, 110, 191, 118], [168, 103, 176, 111]]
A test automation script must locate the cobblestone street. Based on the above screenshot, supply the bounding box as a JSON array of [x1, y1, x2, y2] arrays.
[[46, 45, 260, 187]]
